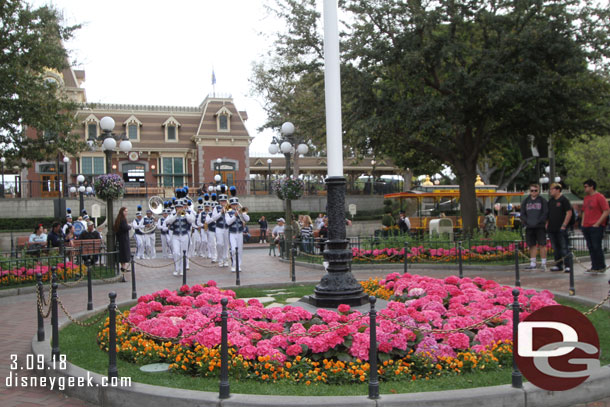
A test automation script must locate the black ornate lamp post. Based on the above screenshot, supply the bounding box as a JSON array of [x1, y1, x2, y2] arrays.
[[62, 156, 69, 198], [0, 157, 5, 198], [268, 122, 309, 259], [267, 158, 272, 194], [370, 159, 376, 195], [77, 175, 86, 215], [307, 0, 369, 307], [88, 116, 132, 257]]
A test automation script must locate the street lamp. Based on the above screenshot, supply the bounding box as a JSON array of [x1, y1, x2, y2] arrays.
[[370, 159, 376, 195], [77, 174, 85, 214], [267, 158, 273, 194], [88, 116, 132, 257], [268, 122, 309, 259], [539, 174, 550, 192], [62, 156, 69, 197], [0, 157, 5, 198]]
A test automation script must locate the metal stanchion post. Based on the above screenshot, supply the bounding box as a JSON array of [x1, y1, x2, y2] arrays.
[[511, 288, 523, 388], [368, 296, 379, 399], [458, 241, 463, 278], [291, 244, 296, 282], [235, 247, 240, 286], [87, 264, 93, 311], [514, 240, 521, 287], [219, 298, 230, 399], [568, 239, 575, 296], [36, 273, 44, 342], [108, 292, 118, 379], [51, 274, 59, 360], [403, 242, 409, 274], [131, 256, 137, 300], [182, 250, 187, 285]]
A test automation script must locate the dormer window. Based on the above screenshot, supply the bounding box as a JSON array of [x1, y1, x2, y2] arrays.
[[83, 114, 100, 141], [215, 106, 232, 132], [163, 116, 181, 142], [219, 115, 228, 130], [123, 115, 142, 142]]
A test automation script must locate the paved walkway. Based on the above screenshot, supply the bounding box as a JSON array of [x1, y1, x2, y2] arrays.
[[0, 246, 609, 407]]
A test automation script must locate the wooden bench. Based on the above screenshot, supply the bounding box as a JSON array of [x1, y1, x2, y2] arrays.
[[71, 239, 103, 265], [124, 186, 165, 196], [73, 239, 103, 254], [16, 236, 30, 251]]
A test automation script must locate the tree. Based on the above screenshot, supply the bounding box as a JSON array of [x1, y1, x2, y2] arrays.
[[255, 0, 609, 232], [563, 135, 610, 197], [342, 0, 609, 232], [0, 0, 84, 165]]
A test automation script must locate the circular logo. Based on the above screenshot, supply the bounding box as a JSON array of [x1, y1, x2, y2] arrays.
[[515, 305, 600, 391], [73, 221, 85, 236]]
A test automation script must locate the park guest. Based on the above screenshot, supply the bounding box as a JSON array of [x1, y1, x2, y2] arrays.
[[581, 179, 609, 272], [483, 208, 496, 237], [113, 207, 132, 272], [520, 183, 548, 270], [546, 183, 573, 273], [258, 215, 268, 243]]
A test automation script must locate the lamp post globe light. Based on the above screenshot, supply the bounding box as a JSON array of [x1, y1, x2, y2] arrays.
[[268, 121, 309, 260]]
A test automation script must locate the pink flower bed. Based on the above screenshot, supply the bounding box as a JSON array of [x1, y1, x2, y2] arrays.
[[352, 241, 552, 260], [127, 275, 556, 362], [0, 262, 80, 278]]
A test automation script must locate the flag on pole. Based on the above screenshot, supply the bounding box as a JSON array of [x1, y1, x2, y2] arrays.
[[211, 70, 216, 85]]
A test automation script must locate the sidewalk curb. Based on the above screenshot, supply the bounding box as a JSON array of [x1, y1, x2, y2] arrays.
[[31, 298, 610, 407]]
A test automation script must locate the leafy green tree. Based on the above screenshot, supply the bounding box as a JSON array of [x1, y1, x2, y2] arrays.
[[254, 0, 609, 232], [0, 0, 84, 165], [563, 135, 610, 197]]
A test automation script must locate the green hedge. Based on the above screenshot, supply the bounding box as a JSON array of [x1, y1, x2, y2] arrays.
[[0, 217, 106, 232], [244, 209, 385, 226]]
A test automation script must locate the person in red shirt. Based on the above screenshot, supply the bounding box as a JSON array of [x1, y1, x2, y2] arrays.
[[581, 179, 609, 272]]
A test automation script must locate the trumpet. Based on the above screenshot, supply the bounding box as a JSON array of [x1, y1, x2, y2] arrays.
[[236, 205, 248, 224]]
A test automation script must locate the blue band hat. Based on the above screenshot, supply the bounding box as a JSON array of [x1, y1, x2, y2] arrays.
[[229, 185, 239, 205]]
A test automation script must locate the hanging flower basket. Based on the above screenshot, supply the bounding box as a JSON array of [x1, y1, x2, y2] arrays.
[[93, 174, 125, 201], [272, 177, 305, 200]]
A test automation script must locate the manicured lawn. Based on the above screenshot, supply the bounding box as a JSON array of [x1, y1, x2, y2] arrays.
[[59, 286, 610, 395]]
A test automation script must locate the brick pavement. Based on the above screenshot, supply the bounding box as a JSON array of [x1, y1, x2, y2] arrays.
[[0, 247, 609, 407]]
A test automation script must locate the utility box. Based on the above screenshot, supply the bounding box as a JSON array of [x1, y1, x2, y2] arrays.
[[429, 218, 454, 240]]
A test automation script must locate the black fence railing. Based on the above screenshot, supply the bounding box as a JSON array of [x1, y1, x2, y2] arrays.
[[276, 233, 609, 264], [0, 247, 119, 287], [0, 179, 403, 199]]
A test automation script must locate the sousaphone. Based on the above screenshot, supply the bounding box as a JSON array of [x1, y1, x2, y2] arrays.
[[149, 196, 164, 215]]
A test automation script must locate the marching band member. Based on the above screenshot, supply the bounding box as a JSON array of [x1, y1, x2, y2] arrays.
[[132, 206, 145, 259], [165, 199, 196, 276], [196, 195, 210, 257], [205, 193, 217, 262], [157, 204, 171, 259], [62, 208, 73, 235], [225, 187, 249, 272], [143, 209, 156, 259], [211, 185, 230, 267], [190, 202, 204, 257]]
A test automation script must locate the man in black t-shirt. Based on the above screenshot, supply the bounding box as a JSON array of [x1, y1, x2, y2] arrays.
[[547, 183, 573, 273]]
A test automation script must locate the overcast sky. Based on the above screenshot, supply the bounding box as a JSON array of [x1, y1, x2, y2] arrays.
[[29, 0, 280, 155]]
